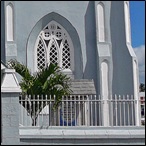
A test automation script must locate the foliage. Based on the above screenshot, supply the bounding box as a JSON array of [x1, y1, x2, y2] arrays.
[[8, 59, 72, 125], [139, 83, 145, 92]]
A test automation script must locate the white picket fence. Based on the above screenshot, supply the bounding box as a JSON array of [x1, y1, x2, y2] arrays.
[[19, 94, 145, 127]]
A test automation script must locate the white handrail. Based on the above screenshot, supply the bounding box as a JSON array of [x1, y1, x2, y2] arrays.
[[19, 94, 144, 127]]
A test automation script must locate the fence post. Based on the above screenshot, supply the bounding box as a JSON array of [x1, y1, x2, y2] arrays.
[[135, 94, 141, 126], [1, 68, 21, 145], [102, 95, 109, 126], [85, 95, 90, 126]]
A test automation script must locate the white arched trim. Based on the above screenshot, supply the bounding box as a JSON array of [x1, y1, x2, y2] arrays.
[[101, 60, 109, 126], [125, 2, 131, 43], [101, 60, 109, 98], [6, 3, 14, 41], [97, 3, 105, 42]]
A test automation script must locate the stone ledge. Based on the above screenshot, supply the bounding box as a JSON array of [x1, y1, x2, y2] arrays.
[[19, 126, 145, 139]]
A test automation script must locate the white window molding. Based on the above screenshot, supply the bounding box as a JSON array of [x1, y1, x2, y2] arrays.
[[125, 2, 131, 43], [101, 61, 109, 98], [97, 3, 105, 42], [101, 60, 109, 126], [6, 3, 14, 41]]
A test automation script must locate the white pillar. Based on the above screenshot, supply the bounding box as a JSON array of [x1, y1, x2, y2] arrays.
[[1, 68, 21, 145], [133, 60, 141, 126], [101, 61, 109, 126]]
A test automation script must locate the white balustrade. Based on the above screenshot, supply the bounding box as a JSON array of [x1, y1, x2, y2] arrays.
[[19, 94, 144, 127]]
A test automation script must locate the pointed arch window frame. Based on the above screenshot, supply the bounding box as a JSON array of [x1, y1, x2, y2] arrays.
[[34, 20, 74, 73], [124, 2, 131, 43], [6, 3, 14, 41], [97, 2, 106, 42]]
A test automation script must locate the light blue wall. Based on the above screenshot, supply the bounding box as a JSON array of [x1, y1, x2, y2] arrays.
[[13, 1, 89, 71], [3, 1, 139, 96], [110, 1, 138, 95], [5, 1, 98, 91]]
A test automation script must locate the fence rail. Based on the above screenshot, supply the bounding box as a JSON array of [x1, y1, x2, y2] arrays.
[[19, 94, 145, 127]]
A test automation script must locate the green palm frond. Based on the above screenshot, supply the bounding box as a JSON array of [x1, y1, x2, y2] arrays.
[[8, 59, 72, 125], [8, 59, 34, 95], [35, 63, 59, 84], [8, 59, 33, 80]]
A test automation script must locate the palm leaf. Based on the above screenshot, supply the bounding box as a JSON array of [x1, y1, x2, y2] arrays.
[[8, 59, 33, 80], [8, 59, 72, 125]]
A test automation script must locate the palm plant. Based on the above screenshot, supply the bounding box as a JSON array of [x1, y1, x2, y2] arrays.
[[8, 59, 72, 126], [139, 83, 145, 92]]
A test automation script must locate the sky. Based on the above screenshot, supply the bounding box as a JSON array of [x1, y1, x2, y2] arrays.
[[130, 1, 145, 84]]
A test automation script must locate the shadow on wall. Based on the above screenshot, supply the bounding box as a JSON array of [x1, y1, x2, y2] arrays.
[[84, 1, 98, 93], [110, 1, 134, 95]]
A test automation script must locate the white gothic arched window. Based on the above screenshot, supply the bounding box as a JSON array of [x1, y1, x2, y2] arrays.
[[97, 3, 105, 42], [34, 21, 74, 72], [125, 2, 131, 43], [6, 3, 14, 41]]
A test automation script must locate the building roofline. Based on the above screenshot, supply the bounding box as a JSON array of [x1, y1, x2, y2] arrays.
[[1, 60, 8, 69]]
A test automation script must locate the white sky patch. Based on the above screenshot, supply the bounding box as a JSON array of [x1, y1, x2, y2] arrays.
[[134, 45, 145, 83]]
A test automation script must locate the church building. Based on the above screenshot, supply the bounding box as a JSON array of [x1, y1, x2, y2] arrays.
[[1, 1, 139, 100], [1, 2, 145, 145]]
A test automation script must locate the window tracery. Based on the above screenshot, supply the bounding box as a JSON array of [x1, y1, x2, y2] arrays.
[[35, 21, 72, 71]]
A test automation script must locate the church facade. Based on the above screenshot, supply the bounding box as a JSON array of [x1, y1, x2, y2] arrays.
[[1, 1, 145, 145], [1, 1, 139, 98]]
